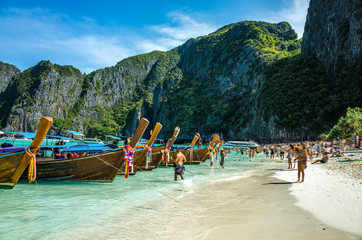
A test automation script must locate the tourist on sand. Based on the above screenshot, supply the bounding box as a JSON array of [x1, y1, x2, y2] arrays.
[[307, 144, 313, 162], [331, 147, 344, 157], [275, 145, 280, 158], [265, 146, 270, 158], [220, 149, 226, 168], [287, 145, 294, 169], [316, 142, 321, 157], [173, 148, 186, 181], [312, 151, 329, 164], [295, 145, 308, 183], [270, 145, 275, 159], [280, 145, 285, 160]]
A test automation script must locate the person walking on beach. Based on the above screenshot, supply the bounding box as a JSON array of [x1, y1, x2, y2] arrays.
[[295, 145, 308, 183], [220, 149, 226, 168], [173, 148, 186, 181]]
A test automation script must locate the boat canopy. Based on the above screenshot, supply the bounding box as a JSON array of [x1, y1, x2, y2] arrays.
[[5, 132, 73, 140], [66, 130, 85, 136], [46, 135, 72, 140], [0, 131, 4, 135], [6, 132, 36, 138], [105, 135, 122, 140]]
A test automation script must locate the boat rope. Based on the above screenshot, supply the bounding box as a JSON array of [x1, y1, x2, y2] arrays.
[[123, 145, 134, 178], [94, 155, 123, 172], [25, 147, 38, 183], [143, 144, 152, 169], [0, 150, 26, 158], [132, 164, 180, 202]]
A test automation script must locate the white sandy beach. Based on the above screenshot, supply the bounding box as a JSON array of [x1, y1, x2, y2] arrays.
[[274, 157, 362, 236], [162, 157, 362, 240]]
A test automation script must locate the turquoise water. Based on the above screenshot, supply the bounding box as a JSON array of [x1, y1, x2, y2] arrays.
[[0, 151, 270, 240]]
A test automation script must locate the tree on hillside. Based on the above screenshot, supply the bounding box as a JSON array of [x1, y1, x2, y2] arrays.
[[322, 107, 362, 140]]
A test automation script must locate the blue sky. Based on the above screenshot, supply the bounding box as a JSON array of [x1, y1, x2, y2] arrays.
[[0, 0, 310, 73]]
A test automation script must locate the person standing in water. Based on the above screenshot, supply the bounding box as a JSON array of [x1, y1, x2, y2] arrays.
[[249, 147, 255, 160], [209, 146, 215, 166], [220, 149, 226, 168], [173, 148, 186, 181]]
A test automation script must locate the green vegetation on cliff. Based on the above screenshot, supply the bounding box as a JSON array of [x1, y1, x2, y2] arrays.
[[320, 107, 362, 140], [260, 55, 362, 135]]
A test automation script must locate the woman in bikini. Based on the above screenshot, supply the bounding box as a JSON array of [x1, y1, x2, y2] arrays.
[[295, 145, 308, 183]]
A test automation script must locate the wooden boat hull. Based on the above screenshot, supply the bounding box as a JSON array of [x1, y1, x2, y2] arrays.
[[157, 147, 209, 167], [118, 146, 163, 174], [21, 150, 125, 182], [0, 150, 31, 189], [184, 148, 209, 164], [0, 116, 53, 189], [137, 146, 165, 171]]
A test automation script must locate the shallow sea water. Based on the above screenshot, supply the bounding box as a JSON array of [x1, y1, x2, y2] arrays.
[[0, 151, 272, 240]]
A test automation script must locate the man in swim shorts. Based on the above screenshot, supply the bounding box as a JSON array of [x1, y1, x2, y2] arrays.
[[173, 148, 186, 181]]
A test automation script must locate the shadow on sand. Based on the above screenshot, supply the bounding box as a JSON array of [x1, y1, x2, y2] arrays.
[[263, 182, 296, 185]]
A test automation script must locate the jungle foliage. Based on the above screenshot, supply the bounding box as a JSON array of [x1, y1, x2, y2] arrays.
[[320, 107, 362, 140]]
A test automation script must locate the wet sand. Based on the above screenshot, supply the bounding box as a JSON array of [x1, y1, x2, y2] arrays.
[[162, 165, 361, 240]]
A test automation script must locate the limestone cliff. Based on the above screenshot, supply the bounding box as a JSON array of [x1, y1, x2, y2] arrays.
[[302, 0, 362, 75], [0, 61, 20, 101]]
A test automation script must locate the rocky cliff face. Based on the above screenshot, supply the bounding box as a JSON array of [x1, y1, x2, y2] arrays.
[[302, 0, 362, 75], [0, 22, 299, 141], [0, 62, 20, 100], [0, 61, 83, 132]]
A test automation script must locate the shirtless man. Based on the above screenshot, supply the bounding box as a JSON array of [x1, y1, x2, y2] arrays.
[[173, 148, 186, 181]]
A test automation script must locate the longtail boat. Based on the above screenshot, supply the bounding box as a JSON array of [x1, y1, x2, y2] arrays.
[[20, 118, 149, 182], [169, 133, 212, 165], [199, 134, 220, 163], [129, 122, 163, 174], [140, 126, 180, 170], [182, 133, 202, 164], [0, 116, 53, 189]]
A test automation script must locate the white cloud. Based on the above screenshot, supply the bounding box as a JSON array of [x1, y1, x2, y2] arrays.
[[151, 11, 217, 41], [54, 36, 134, 67], [267, 0, 310, 38], [0, 8, 216, 73]]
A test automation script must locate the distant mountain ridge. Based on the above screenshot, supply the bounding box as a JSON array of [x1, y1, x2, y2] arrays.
[[0, 0, 361, 142]]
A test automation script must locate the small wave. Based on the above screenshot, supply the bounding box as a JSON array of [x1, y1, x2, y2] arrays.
[[211, 174, 250, 184]]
